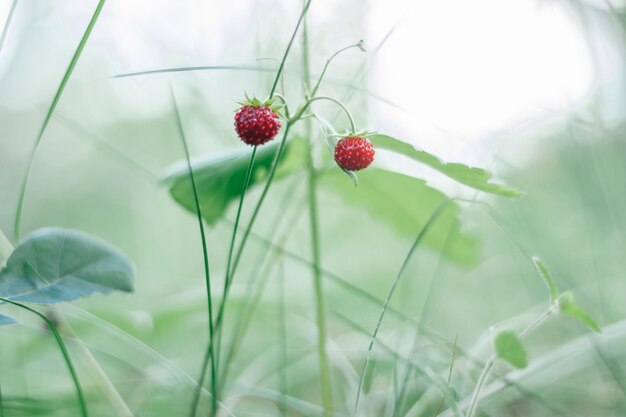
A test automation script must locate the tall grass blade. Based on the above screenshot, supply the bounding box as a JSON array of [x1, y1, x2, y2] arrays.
[[13, 0, 106, 240], [354, 199, 451, 412], [169, 86, 218, 417]]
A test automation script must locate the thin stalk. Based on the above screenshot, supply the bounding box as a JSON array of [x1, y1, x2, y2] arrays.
[[0, 383, 4, 417], [433, 336, 458, 417], [0, 0, 19, 53], [213, 122, 292, 332], [13, 0, 106, 241], [196, 122, 294, 412], [268, 0, 312, 98], [293, 96, 356, 133], [61, 321, 134, 417], [215, 146, 258, 371], [0, 298, 88, 417], [354, 200, 451, 412], [310, 41, 364, 98], [302, 10, 333, 417], [278, 257, 288, 417], [467, 303, 559, 417], [466, 356, 495, 417], [219, 176, 304, 387], [170, 89, 217, 417]]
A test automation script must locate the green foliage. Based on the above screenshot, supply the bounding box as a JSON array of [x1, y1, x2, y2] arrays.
[[369, 134, 522, 197], [532, 257, 559, 303], [163, 138, 307, 225], [559, 292, 601, 333], [0, 228, 134, 304], [0, 313, 16, 325], [494, 331, 528, 369], [321, 167, 477, 264]]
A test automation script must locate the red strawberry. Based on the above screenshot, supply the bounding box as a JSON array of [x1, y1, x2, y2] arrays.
[[334, 136, 375, 171], [234, 105, 281, 146]]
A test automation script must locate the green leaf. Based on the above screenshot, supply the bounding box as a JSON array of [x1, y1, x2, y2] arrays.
[[559, 292, 601, 333], [532, 257, 559, 303], [494, 331, 528, 369], [320, 167, 477, 265], [163, 138, 307, 225], [0, 228, 135, 304], [0, 314, 16, 325], [369, 134, 522, 197]]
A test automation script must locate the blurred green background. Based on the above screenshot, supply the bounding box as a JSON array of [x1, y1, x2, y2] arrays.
[[1, 0, 626, 416]]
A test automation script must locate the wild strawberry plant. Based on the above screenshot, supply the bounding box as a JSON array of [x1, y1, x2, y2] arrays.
[[0, 1, 606, 417]]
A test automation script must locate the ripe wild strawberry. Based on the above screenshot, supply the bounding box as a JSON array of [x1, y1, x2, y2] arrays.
[[234, 95, 282, 146], [334, 136, 375, 171]]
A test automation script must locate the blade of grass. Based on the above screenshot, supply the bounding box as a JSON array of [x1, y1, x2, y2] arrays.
[[0, 298, 88, 417], [169, 86, 218, 417], [354, 199, 452, 412], [0, 0, 19, 53], [433, 336, 458, 417], [112, 65, 277, 79], [337, 311, 463, 417], [13, 0, 106, 241]]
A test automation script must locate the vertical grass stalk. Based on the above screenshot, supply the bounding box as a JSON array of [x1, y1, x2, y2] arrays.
[[302, 8, 333, 417], [170, 88, 218, 417], [0, 298, 88, 417]]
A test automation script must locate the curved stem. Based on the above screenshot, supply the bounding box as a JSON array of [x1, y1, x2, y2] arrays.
[[295, 96, 356, 133], [0, 298, 88, 417], [170, 88, 218, 417], [310, 40, 364, 98], [466, 356, 495, 417]]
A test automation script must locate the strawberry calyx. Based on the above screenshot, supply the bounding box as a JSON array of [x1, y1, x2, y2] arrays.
[[235, 92, 284, 115]]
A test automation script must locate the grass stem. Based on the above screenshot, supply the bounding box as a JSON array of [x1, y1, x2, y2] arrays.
[[0, 298, 88, 417]]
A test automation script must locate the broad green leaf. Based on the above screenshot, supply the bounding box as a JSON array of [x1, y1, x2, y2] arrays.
[[163, 138, 307, 225], [0, 313, 16, 325], [532, 257, 559, 303], [320, 167, 477, 265], [494, 331, 528, 369], [369, 134, 522, 197], [0, 228, 134, 304], [559, 292, 601, 333]]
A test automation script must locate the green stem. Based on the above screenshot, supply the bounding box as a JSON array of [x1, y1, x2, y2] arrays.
[[0, 298, 88, 417], [293, 96, 356, 133], [302, 10, 333, 417], [215, 146, 258, 372], [354, 200, 451, 412], [268, 0, 312, 98], [13, 0, 106, 241], [467, 303, 559, 417], [465, 356, 495, 417], [310, 41, 364, 98], [170, 89, 218, 417], [0, 0, 19, 53], [61, 320, 134, 417]]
